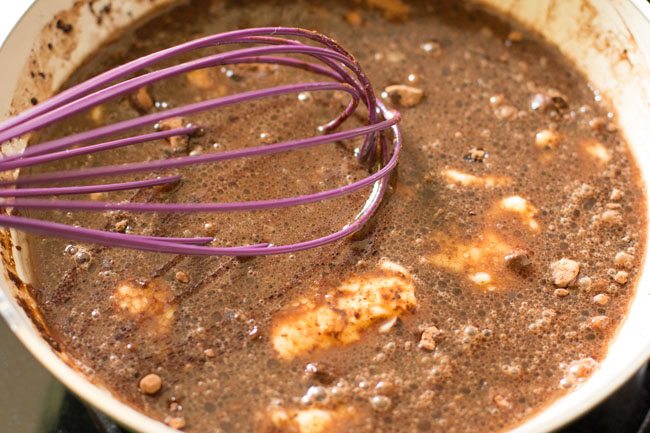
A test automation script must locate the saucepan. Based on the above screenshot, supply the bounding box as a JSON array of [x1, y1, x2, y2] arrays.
[[0, 1, 649, 432]]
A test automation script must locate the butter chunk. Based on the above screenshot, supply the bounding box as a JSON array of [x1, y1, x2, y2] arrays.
[[271, 260, 416, 360]]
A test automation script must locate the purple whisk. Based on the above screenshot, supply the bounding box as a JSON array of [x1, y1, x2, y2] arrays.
[[0, 27, 401, 256]]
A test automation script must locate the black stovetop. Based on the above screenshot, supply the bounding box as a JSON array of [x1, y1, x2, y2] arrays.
[[1, 319, 649, 433]]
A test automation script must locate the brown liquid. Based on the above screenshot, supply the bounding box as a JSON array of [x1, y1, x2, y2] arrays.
[[22, 1, 647, 432]]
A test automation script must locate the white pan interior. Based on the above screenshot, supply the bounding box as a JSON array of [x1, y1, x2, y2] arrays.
[[0, 1, 649, 432]]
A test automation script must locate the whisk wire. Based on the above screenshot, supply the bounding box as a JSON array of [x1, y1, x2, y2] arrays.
[[0, 81, 359, 172]]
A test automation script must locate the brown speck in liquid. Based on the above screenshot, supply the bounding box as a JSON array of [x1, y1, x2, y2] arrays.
[[55, 19, 73, 34]]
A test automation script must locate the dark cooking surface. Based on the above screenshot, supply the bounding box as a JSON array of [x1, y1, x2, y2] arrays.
[[1, 314, 649, 433]]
